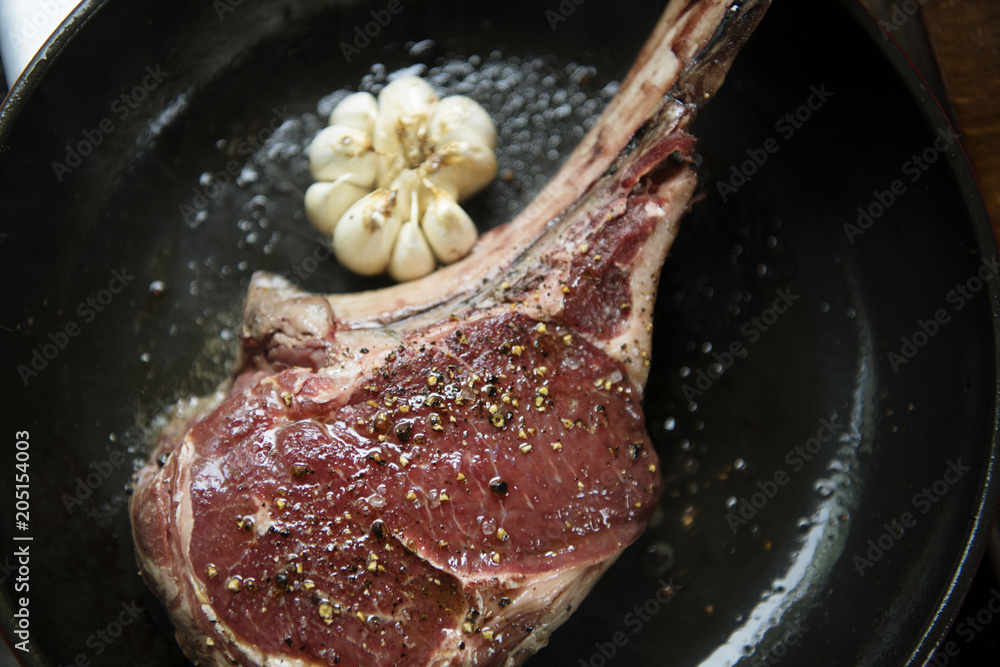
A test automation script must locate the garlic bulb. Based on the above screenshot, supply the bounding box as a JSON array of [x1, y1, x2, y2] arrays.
[[305, 76, 497, 281]]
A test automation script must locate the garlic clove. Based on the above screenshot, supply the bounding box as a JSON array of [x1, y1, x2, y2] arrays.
[[308, 125, 378, 187], [421, 187, 479, 264], [332, 189, 403, 276], [329, 91, 378, 134], [373, 77, 438, 179], [428, 96, 497, 151], [388, 218, 436, 282], [304, 177, 370, 236], [420, 140, 498, 202]]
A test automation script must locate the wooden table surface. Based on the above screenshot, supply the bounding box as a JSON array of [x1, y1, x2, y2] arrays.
[[862, 0, 999, 238], [923, 0, 1000, 239]]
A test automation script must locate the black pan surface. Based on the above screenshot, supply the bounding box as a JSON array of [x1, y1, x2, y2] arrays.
[[1, 1, 997, 666]]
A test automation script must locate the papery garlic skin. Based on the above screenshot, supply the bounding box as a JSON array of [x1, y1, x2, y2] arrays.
[[306, 75, 497, 282]]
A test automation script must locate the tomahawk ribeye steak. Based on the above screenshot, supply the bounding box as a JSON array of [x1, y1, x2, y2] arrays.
[[130, 1, 769, 664]]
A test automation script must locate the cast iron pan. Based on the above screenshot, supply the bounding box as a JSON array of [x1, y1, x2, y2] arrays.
[[1, 0, 997, 665]]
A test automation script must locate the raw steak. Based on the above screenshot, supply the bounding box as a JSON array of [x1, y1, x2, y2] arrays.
[[130, 1, 770, 665]]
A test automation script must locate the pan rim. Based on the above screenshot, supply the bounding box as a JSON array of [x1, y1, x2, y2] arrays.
[[839, 0, 1000, 664], [0, 0, 107, 144]]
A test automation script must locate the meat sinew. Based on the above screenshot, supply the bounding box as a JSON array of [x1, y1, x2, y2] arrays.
[[130, 1, 770, 665]]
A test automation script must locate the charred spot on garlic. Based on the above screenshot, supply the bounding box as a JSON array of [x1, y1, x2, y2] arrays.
[[305, 76, 497, 282]]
